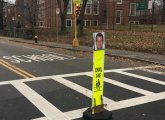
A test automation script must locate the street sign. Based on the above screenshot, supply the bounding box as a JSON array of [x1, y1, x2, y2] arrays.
[[148, 0, 154, 9], [92, 32, 105, 114], [73, 0, 81, 4], [136, 2, 147, 10], [92, 50, 104, 111], [56, 8, 60, 14], [83, 32, 112, 119]]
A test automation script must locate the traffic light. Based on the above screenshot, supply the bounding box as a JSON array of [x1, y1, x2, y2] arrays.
[[75, 3, 80, 16]]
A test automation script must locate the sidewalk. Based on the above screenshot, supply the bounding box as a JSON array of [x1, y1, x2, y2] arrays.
[[2, 36, 165, 66]]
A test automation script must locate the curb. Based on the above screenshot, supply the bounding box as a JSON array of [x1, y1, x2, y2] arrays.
[[9, 39, 165, 66]]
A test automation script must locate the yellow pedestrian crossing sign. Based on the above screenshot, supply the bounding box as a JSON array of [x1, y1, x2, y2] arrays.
[[92, 32, 105, 114], [83, 32, 112, 119]]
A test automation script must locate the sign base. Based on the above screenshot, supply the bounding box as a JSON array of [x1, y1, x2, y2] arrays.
[[72, 38, 79, 47], [83, 108, 112, 120]]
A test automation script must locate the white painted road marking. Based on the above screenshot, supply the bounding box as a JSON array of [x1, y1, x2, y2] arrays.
[[32, 117, 48, 120], [12, 82, 70, 120], [86, 72, 156, 96], [140, 68, 165, 75], [3, 54, 76, 63], [116, 71, 165, 85], [0, 65, 164, 120], [23, 46, 76, 58]]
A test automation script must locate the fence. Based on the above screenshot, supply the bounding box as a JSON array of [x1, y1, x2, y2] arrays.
[[91, 0, 164, 32]]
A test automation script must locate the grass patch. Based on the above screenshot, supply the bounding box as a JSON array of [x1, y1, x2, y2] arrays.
[[37, 27, 165, 55]]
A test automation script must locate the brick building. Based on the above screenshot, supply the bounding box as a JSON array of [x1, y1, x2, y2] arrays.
[[37, 0, 103, 28], [16, 0, 152, 28], [39, 0, 57, 27], [3, 3, 16, 29], [106, 0, 151, 25]]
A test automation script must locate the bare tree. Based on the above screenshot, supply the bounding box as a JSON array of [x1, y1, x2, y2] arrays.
[[57, 0, 69, 34], [0, 0, 3, 30], [24, 0, 38, 35], [161, 0, 165, 24], [16, 0, 38, 36], [56, 0, 88, 35], [78, 0, 88, 36]]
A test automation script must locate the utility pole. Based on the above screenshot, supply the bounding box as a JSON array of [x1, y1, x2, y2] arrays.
[[0, 0, 4, 30], [72, 0, 80, 47]]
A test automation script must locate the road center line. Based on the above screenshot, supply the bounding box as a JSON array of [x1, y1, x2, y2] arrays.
[[0, 59, 35, 78]]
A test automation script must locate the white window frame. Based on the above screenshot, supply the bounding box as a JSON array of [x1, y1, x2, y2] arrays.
[[93, 0, 99, 15], [38, 5, 45, 18], [38, 0, 44, 4], [66, 19, 72, 27], [116, 0, 122, 4], [116, 10, 122, 24], [38, 2, 45, 27], [130, 3, 136, 16], [129, 21, 140, 25], [93, 20, 98, 26], [84, 20, 91, 26], [135, 21, 140, 24], [84, 0, 92, 15], [67, 0, 72, 14], [85, 4, 92, 15], [39, 21, 45, 27]]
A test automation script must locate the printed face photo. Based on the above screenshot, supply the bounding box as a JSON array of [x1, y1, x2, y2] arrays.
[[93, 32, 105, 50]]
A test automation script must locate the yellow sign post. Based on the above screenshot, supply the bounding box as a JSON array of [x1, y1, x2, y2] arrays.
[[92, 50, 104, 113], [72, 0, 81, 47], [83, 32, 112, 120]]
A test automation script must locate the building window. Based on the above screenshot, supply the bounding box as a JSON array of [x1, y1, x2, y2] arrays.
[[129, 21, 139, 25], [93, 0, 99, 15], [116, 10, 122, 24], [85, 4, 91, 14], [66, 19, 72, 27], [93, 20, 98, 26], [116, 0, 122, 4], [135, 21, 139, 24], [38, 0, 44, 4], [67, 0, 72, 14], [85, 20, 91, 26], [130, 3, 136, 16], [38, 0, 45, 27], [85, 0, 92, 14], [39, 21, 44, 27], [38, 6, 45, 18]]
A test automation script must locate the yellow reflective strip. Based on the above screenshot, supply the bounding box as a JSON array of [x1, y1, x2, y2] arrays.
[[92, 50, 104, 113], [0, 59, 35, 78]]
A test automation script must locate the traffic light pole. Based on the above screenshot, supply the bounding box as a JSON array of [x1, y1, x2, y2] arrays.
[[72, 4, 79, 47], [74, 14, 77, 41]]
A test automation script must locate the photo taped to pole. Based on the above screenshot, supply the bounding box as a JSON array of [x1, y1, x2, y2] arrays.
[[93, 32, 105, 51]]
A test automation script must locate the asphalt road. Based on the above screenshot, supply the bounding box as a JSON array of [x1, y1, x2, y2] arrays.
[[0, 39, 165, 120]]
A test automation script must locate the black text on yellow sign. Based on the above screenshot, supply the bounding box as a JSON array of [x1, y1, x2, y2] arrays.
[[92, 50, 104, 113]]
